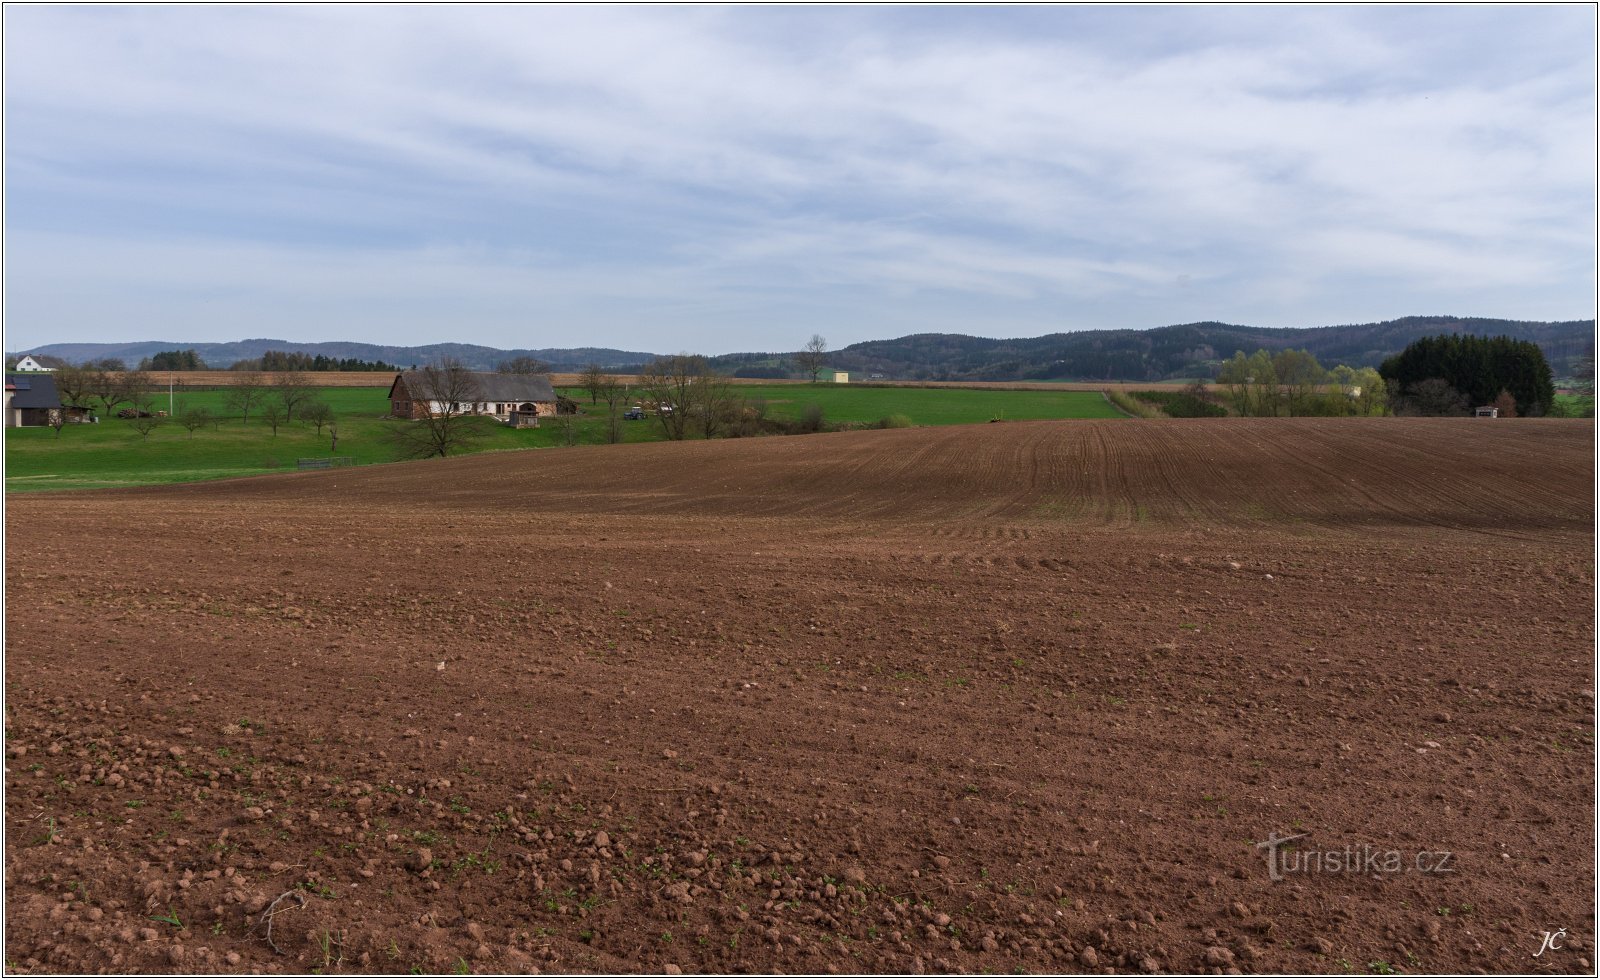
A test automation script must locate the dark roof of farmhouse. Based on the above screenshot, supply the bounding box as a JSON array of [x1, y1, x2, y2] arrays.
[[5, 373, 62, 409], [391, 371, 557, 403]]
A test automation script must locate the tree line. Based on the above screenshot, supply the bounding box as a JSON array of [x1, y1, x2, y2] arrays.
[[51, 365, 340, 445], [226, 350, 400, 372], [1213, 335, 1561, 418], [813, 317, 1593, 382], [1215, 349, 1388, 417], [1379, 334, 1554, 418], [103, 348, 400, 372]]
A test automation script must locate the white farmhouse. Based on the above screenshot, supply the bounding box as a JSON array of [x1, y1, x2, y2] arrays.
[[388, 371, 559, 422]]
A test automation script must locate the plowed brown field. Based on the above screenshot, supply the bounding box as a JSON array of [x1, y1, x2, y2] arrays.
[[5, 419, 1594, 975]]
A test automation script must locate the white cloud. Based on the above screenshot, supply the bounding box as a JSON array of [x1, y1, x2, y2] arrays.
[[2, 5, 1593, 351]]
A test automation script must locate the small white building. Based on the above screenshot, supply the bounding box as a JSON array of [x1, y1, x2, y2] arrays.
[[832, 371, 850, 384], [1474, 406, 1499, 418], [13, 356, 53, 372]]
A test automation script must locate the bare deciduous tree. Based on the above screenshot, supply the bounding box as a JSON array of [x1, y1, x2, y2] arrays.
[[54, 364, 94, 416], [226, 372, 268, 423], [796, 334, 828, 383], [260, 402, 285, 438], [301, 401, 334, 436], [579, 363, 608, 405], [497, 356, 550, 375], [90, 368, 142, 419], [639, 355, 705, 441], [695, 372, 738, 439], [274, 370, 313, 422], [178, 405, 212, 438], [127, 393, 163, 439], [597, 376, 628, 445], [387, 360, 484, 458], [638, 355, 739, 440]]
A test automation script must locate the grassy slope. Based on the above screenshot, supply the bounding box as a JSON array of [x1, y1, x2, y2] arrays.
[[5, 384, 1121, 493]]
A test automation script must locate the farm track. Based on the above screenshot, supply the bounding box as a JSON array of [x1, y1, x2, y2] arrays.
[[4, 418, 1594, 974]]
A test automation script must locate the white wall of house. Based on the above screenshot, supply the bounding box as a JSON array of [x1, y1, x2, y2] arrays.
[[14, 357, 52, 372], [424, 399, 555, 417]]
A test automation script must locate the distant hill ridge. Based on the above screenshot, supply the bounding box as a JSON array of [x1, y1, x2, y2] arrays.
[[13, 315, 1593, 381], [11, 339, 658, 373], [812, 315, 1595, 381]]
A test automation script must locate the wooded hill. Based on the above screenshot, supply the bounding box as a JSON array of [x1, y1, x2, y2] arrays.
[[808, 316, 1594, 382], [13, 340, 657, 374], [14, 315, 1592, 382]]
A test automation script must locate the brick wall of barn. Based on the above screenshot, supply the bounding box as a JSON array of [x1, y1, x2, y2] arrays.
[[389, 378, 426, 419]]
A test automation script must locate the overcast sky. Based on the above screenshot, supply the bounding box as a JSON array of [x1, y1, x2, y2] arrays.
[[4, 5, 1595, 354]]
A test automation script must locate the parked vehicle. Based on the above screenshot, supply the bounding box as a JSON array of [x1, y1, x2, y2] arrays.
[[624, 406, 646, 420]]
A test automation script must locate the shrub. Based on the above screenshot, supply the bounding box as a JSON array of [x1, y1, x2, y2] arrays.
[[1132, 390, 1227, 418], [1106, 390, 1157, 418], [1395, 378, 1469, 417], [799, 403, 826, 433], [878, 414, 913, 429]]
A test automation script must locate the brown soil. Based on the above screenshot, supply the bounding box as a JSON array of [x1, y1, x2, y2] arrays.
[[5, 418, 1594, 974]]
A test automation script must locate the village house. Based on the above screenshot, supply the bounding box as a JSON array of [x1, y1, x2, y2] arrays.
[[12, 356, 55, 372], [387, 370, 559, 423], [5, 373, 88, 427]]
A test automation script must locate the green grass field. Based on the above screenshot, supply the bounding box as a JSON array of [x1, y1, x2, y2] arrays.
[[5, 383, 1122, 493], [1555, 392, 1595, 417]]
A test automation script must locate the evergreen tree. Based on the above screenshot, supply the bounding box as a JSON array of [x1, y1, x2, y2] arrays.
[[1380, 334, 1554, 416]]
